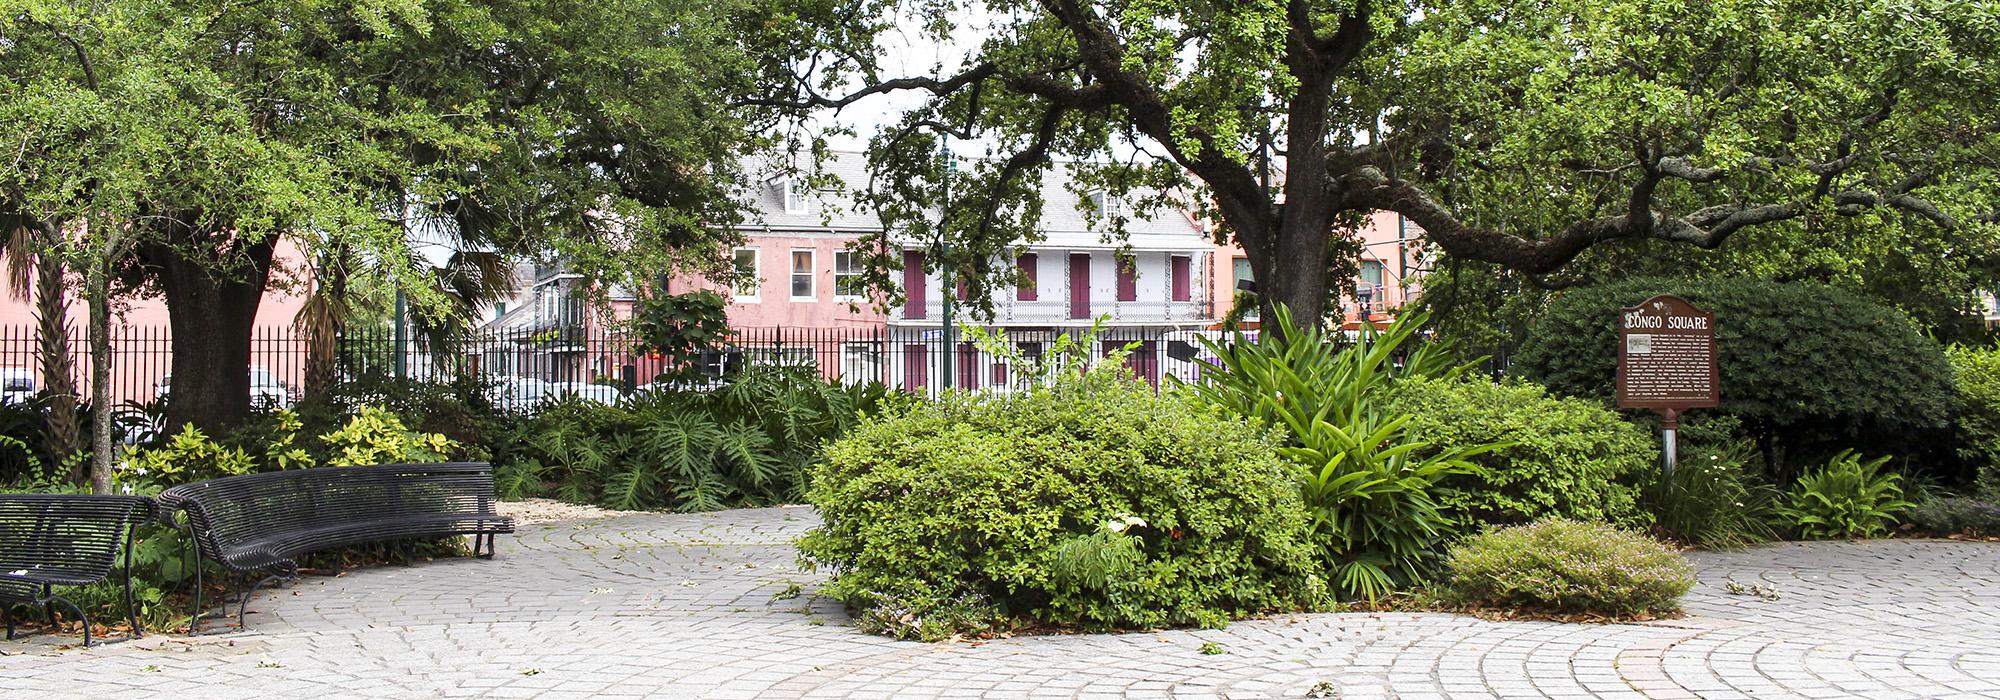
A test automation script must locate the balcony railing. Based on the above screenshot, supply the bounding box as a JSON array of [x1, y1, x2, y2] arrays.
[[895, 298, 1212, 324]]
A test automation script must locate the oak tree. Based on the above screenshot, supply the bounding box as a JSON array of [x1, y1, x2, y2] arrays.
[[758, 0, 2000, 324]]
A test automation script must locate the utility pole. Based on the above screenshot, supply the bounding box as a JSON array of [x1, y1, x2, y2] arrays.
[[938, 141, 956, 391]]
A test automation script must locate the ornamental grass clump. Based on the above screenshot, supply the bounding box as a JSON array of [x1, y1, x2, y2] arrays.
[[1443, 519, 1695, 617]]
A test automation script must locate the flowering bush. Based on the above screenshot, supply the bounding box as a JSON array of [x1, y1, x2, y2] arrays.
[[1443, 519, 1695, 617]]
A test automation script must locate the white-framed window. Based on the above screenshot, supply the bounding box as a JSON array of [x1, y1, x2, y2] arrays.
[[834, 251, 866, 299], [790, 249, 816, 299], [731, 248, 760, 301], [783, 180, 809, 214]]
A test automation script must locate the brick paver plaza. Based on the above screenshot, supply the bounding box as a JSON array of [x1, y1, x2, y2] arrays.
[[4, 506, 1997, 698]]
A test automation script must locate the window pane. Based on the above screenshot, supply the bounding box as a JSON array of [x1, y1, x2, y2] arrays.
[[791, 251, 814, 297], [732, 249, 758, 297]]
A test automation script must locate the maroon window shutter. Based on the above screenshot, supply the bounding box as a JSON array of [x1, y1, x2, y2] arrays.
[[1170, 256, 1191, 302], [903, 344, 928, 390], [1017, 253, 1038, 301], [991, 362, 1009, 386], [957, 342, 978, 388], [903, 251, 926, 319], [1068, 253, 1091, 319], [1116, 259, 1137, 302], [955, 279, 968, 301]]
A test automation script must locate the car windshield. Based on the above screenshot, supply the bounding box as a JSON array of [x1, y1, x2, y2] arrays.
[[249, 369, 280, 386]]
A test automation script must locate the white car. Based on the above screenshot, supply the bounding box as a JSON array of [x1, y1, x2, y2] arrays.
[[154, 367, 296, 409], [0, 367, 36, 405], [542, 382, 620, 405], [488, 377, 548, 412]]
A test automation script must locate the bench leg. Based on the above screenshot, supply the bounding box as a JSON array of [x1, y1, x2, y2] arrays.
[[189, 547, 206, 635], [236, 569, 292, 631], [46, 595, 92, 647], [124, 520, 143, 639], [4, 603, 14, 640]]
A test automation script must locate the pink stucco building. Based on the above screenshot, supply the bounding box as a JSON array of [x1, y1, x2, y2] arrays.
[[1207, 210, 1426, 330], [483, 152, 1436, 391]]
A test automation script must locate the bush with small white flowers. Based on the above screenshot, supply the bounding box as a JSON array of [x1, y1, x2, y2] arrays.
[[1443, 519, 1695, 617]]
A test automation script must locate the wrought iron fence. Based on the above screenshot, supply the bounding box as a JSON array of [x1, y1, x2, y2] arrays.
[[0, 323, 1229, 407]]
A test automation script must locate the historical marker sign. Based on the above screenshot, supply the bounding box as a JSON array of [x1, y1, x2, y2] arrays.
[[1616, 294, 1717, 476], [1616, 294, 1719, 411]]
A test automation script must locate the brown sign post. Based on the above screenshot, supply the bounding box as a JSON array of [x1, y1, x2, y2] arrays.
[[1616, 294, 1719, 476]]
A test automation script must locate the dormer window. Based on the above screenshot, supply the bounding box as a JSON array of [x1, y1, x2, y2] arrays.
[[783, 179, 809, 214], [1086, 190, 1126, 217]]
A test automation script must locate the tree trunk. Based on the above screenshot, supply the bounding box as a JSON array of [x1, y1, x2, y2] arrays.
[[154, 236, 278, 436], [86, 222, 125, 495], [30, 239, 83, 482]]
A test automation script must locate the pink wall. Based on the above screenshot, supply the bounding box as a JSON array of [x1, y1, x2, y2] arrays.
[[0, 237, 313, 331], [1207, 211, 1423, 325], [670, 233, 887, 329]]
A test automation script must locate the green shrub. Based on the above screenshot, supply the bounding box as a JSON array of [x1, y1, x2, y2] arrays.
[[1443, 519, 1695, 617], [319, 407, 460, 466], [1185, 306, 1497, 600], [121, 424, 257, 487], [1381, 377, 1655, 531], [801, 368, 1326, 641], [1641, 440, 1779, 548], [1776, 450, 1913, 539], [1948, 345, 2000, 495], [1905, 494, 2000, 537], [1514, 277, 1954, 475]]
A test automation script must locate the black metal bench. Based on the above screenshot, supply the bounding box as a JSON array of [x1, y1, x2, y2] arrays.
[[156, 462, 514, 632], [0, 494, 153, 646]]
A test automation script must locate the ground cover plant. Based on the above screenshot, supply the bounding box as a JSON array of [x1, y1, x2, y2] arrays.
[[1442, 519, 1695, 617], [801, 362, 1326, 641]]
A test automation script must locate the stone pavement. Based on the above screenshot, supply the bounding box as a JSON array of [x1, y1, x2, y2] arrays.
[[2, 506, 1997, 699]]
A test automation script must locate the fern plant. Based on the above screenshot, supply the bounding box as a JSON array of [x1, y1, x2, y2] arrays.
[[1777, 450, 1913, 539]]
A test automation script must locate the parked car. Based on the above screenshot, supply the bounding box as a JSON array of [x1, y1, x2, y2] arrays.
[[542, 382, 620, 405], [0, 367, 36, 405], [487, 376, 547, 412], [155, 366, 296, 409], [630, 378, 725, 397]]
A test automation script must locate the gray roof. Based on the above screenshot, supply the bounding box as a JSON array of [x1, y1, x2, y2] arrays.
[[737, 150, 1208, 250]]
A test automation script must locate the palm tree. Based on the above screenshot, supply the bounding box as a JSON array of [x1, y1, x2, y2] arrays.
[[2, 211, 83, 483]]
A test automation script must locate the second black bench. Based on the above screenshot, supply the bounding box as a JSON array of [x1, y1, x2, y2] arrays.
[[0, 494, 152, 646], [157, 462, 515, 632]]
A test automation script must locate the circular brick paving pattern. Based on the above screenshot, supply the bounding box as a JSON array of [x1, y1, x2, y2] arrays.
[[3, 507, 1997, 698]]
